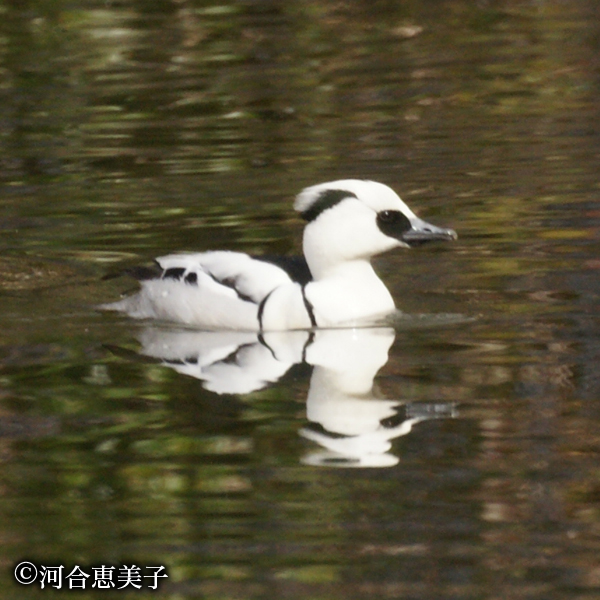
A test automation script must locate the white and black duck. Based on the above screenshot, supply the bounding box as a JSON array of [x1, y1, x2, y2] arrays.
[[102, 179, 457, 330]]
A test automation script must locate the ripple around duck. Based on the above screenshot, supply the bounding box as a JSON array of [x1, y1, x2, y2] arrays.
[[383, 311, 478, 330]]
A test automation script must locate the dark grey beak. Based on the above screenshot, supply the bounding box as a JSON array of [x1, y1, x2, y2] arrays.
[[401, 217, 457, 247]]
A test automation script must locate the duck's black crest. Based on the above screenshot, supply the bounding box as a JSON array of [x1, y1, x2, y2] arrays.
[[300, 189, 358, 222]]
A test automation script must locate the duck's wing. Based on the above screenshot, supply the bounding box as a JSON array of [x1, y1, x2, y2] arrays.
[[156, 251, 298, 303], [101, 251, 310, 330]]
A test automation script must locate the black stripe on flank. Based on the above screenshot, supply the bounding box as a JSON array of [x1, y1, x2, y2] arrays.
[[258, 333, 277, 360], [257, 289, 274, 331], [301, 285, 317, 328], [300, 189, 358, 222], [301, 330, 315, 363]]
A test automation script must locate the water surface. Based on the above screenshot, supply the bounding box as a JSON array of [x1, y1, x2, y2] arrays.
[[1, 1, 600, 598]]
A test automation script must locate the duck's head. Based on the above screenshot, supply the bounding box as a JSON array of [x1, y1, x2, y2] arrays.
[[295, 180, 456, 274]]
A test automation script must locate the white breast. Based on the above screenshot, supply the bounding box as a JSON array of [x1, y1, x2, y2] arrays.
[[305, 261, 395, 328]]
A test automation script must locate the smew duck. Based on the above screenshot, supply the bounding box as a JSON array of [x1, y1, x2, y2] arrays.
[[102, 179, 456, 330]]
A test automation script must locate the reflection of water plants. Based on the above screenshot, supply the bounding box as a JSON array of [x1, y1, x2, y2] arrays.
[[2, 1, 595, 186], [0, 1, 599, 596], [102, 324, 460, 467]]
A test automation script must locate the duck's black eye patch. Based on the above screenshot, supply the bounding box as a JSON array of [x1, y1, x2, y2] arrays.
[[301, 189, 358, 222], [376, 210, 412, 239]]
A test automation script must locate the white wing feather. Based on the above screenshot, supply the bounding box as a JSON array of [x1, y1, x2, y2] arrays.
[[103, 251, 296, 330]]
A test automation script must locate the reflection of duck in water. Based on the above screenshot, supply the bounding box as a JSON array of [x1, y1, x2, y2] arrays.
[[300, 328, 457, 468], [102, 180, 456, 330], [111, 325, 457, 468]]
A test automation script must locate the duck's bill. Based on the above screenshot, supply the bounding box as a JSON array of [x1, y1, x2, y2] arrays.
[[401, 218, 457, 247]]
